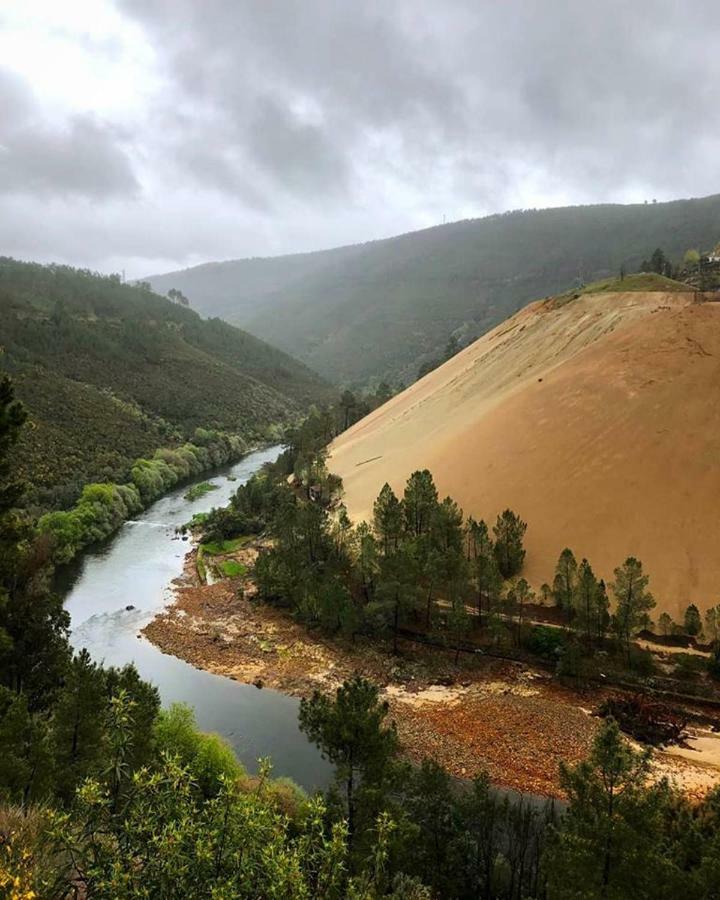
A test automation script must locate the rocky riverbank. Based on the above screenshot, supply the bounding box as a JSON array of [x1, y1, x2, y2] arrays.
[[143, 541, 720, 800]]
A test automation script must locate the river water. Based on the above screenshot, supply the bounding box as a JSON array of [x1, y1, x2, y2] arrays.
[[59, 445, 334, 791]]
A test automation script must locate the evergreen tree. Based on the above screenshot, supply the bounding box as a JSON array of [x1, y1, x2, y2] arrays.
[[683, 603, 702, 637], [574, 558, 600, 641], [611, 558, 655, 657], [465, 517, 502, 624], [403, 759, 458, 894], [373, 483, 403, 555], [372, 544, 420, 653], [594, 579, 610, 642], [658, 611, 674, 637], [403, 470, 439, 540], [513, 577, 535, 643], [299, 677, 398, 848], [446, 567, 472, 663], [493, 509, 527, 579], [0, 374, 70, 707], [704, 604, 720, 645], [51, 648, 108, 805], [0, 686, 54, 806], [553, 548, 578, 613], [354, 521, 379, 604], [545, 718, 684, 899]]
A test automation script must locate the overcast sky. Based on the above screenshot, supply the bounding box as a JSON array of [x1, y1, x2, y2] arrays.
[[1, 0, 719, 278]]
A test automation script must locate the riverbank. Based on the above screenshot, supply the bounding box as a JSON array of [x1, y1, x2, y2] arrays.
[[41, 435, 273, 567], [143, 541, 720, 800]]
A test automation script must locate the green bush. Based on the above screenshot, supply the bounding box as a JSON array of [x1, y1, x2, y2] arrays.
[[154, 703, 245, 798], [523, 625, 567, 660], [39, 433, 246, 564]]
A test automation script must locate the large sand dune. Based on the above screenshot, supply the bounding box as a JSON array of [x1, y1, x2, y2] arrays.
[[329, 291, 720, 616]]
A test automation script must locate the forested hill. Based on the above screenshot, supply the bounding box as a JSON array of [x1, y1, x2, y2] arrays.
[[148, 193, 720, 383], [0, 258, 332, 510]]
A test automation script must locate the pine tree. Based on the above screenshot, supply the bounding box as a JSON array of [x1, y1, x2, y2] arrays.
[[299, 677, 398, 848], [545, 719, 684, 899], [553, 548, 578, 613], [683, 603, 702, 637], [492, 509, 527, 579], [52, 648, 108, 804], [574, 558, 600, 641], [466, 518, 501, 625], [513, 577, 535, 644], [403, 470, 439, 539], [611, 558, 655, 657], [372, 545, 420, 654], [373, 483, 403, 555], [704, 605, 720, 645], [0, 374, 70, 707], [658, 611, 674, 637]]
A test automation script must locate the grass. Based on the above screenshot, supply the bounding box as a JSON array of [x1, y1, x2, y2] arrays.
[[549, 271, 693, 310], [184, 481, 219, 501], [580, 272, 692, 294], [201, 537, 249, 555], [218, 560, 247, 578]]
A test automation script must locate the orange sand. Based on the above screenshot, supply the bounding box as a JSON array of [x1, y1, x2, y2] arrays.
[[329, 292, 720, 617]]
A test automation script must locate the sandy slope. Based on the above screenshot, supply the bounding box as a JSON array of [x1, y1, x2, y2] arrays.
[[329, 292, 720, 616]]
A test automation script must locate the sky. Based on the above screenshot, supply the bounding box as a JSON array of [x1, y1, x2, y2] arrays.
[[1, 0, 719, 279]]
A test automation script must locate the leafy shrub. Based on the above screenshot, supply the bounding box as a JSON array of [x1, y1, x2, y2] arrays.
[[523, 625, 567, 660], [39, 433, 246, 564], [154, 703, 245, 798]]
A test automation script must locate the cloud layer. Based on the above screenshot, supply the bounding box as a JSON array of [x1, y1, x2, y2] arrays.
[[1, 0, 720, 276]]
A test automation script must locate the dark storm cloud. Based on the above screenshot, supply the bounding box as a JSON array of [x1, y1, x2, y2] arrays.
[[3, 1, 720, 274]]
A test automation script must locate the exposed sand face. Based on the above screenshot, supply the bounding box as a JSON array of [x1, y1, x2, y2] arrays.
[[329, 292, 720, 617]]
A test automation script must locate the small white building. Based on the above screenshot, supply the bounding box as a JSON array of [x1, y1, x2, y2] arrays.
[[708, 242, 720, 263]]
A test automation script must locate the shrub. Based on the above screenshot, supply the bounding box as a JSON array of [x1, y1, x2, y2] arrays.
[[523, 625, 567, 660], [154, 703, 245, 798]]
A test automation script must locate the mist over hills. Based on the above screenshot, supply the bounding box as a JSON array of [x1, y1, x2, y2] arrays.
[[0, 258, 331, 509], [148, 194, 720, 384]]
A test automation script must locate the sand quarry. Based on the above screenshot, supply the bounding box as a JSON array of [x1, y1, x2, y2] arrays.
[[329, 291, 720, 618]]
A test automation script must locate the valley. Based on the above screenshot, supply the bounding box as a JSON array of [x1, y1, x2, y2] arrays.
[[7, 6, 720, 893]]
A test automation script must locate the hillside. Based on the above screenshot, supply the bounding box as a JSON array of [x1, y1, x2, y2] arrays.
[[147, 194, 720, 384], [0, 258, 332, 510], [328, 280, 720, 617]]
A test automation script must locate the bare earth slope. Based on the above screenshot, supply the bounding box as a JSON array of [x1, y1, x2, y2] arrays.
[[329, 291, 720, 616]]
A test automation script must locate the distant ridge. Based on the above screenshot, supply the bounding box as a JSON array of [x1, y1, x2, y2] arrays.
[[147, 194, 720, 383]]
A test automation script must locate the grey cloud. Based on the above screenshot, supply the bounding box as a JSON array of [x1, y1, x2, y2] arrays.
[[247, 95, 348, 195], [4, 1, 720, 273], [0, 113, 138, 199], [0, 66, 138, 200]]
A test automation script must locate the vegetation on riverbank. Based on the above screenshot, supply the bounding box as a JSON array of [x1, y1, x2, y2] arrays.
[[0, 257, 332, 511], [36, 430, 247, 565], [183, 480, 219, 501]]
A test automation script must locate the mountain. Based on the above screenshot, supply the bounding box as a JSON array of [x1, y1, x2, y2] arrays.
[[0, 258, 332, 510], [328, 275, 720, 617], [147, 194, 720, 384]]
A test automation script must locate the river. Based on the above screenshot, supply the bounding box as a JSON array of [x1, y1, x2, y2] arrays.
[[59, 445, 334, 792]]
